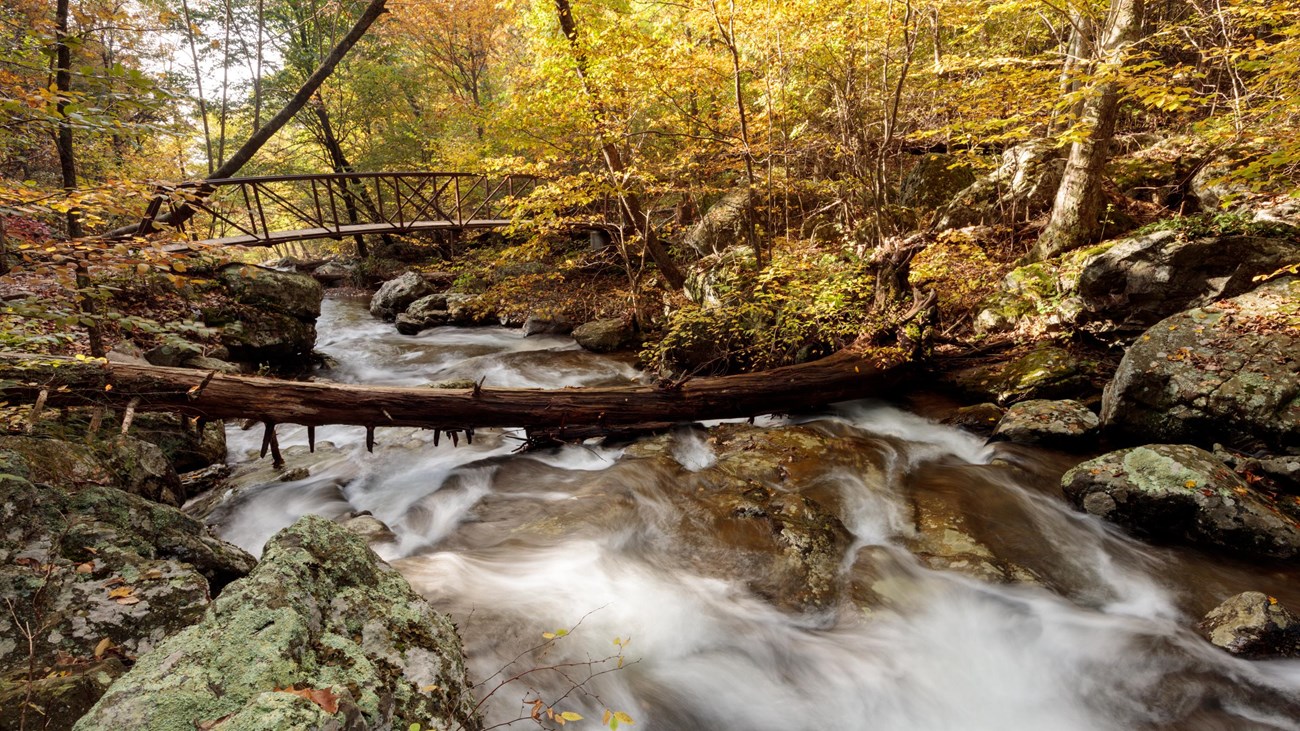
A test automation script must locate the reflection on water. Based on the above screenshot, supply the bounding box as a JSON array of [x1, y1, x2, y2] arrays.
[[214, 296, 1300, 731]]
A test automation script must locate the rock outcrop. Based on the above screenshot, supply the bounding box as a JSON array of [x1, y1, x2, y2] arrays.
[[1075, 230, 1299, 330], [76, 516, 480, 731], [1101, 277, 1300, 453], [935, 140, 1065, 231], [1062, 444, 1300, 560], [207, 264, 323, 368], [899, 153, 976, 211]]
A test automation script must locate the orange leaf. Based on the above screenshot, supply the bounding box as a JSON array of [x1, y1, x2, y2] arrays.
[[276, 687, 340, 714], [107, 586, 134, 599]]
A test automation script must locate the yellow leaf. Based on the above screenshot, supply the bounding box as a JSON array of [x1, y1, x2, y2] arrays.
[[107, 586, 134, 599], [94, 637, 114, 658], [561, 712, 583, 721], [614, 711, 634, 724], [1184, 480, 1197, 488]]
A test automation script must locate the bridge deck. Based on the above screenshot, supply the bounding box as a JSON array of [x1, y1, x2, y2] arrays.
[[172, 218, 514, 250]]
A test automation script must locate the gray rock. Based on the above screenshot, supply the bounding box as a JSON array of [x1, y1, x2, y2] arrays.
[[1062, 444, 1300, 559], [572, 318, 637, 353], [143, 341, 200, 367], [369, 272, 434, 321], [182, 355, 243, 374], [899, 153, 976, 210], [1101, 277, 1300, 452], [340, 514, 397, 546], [522, 314, 575, 336], [208, 264, 323, 367], [0, 447, 254, 713], [936, 140, 1065, 230], [395, 293, 451, 335], [940, 403, 1006, 437], [682, 187, 755, 256], [991, 399, 1099, 448], [311, 260, 354, 285], [0, 434, 185, 507], [75, 516, 480, 731], [1198, 591, 1300, 659], [125, 413, 227, 480], [446, 293, 494, 326], [1076, 230, 1300, 330]]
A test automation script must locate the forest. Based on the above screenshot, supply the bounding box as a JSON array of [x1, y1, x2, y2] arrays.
[[1, 0, 1299, 729]]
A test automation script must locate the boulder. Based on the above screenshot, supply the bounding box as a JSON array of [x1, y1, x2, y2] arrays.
[[1062, 444, 1300, 559], [1075, 229, 1300, 330], [0, 449, 254, 727], [0, 435, 184, 507], [973, 242, 1113, 335], [369, 272, 433, 321], [128, 413, 226, 475], [682, 187, 755, 256], [990, 399, 1099, 448], [395, 293, 450, 335], [943, 344, 1095, 405], [75, 516, 480, 731], [310, 260, 355, 286], [572, 318, 637, 353], [446, 293, 495, 326], [143, 341, 200, 368], [1198, 591, 1300, 659], [898, 153, 976, 211], [522, 314, 575, 336], [209, 264, 323, 367], [1101, 277, 1300, 452], [180, 354, 242, 374], [940, 403, 1005, 437], [935, 140, 1065, 231]]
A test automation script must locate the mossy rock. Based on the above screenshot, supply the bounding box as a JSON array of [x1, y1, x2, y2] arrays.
[[944, 344, 1096, 405], [75, 516, 480, 731]]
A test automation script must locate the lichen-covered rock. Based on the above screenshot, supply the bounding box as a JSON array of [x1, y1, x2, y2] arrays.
[[898, 153, 976, 211], [944, 344, 1094, 405], [990, 399, 1099, 449], [907, 491, 1040, 585], [0, 435, 183, 507], [1075, 230, 1300, 330], [935, 140, 1064, 231], [1101, 277, 1300, 452], [369, 272, 433, 321], [218, 264, 323, 322], [1198, 591, 1300, 659], [0, 451, 254, 725], [572, 318, 636, 353], [1062, 444, 1300, 559], [973, 242, 1113, 335], [75, 516, 480, 731], [395, 293, 451, 335]]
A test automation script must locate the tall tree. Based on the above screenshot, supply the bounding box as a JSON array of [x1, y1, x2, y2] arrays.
[[1033, 0, 1145, 261]]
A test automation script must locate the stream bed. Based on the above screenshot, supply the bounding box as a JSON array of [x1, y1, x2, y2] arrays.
[[213, 296, 1300, 731]]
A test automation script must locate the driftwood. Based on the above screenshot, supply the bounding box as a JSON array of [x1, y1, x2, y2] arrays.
[[0, 348, 910, 443]]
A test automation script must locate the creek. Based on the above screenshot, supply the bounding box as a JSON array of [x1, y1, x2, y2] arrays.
[[214, 296, 1300, 731]]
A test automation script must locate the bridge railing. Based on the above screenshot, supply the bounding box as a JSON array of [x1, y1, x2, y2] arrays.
[[141, 172, 544, 245]]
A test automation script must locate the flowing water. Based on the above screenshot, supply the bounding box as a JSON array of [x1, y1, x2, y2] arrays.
[[214, 296, 1300, 730]]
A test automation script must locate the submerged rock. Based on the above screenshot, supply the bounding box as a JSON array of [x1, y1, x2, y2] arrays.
[[572, 318, 637, 353], [76, 516, 480, 731], [1062, 444, 1300, 560], [369, 271, 433, 321], [1101, 277, 1300, 453], [940, 403, 1005, 437], [990, 399, 1099, 449], [1198, 591, 1300, 659]]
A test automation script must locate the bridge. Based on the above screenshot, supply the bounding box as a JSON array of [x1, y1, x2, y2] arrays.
[[130, 171, 611, 252]]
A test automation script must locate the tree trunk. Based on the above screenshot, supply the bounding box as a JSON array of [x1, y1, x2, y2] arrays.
[[55, 0, 105, 357], [553, 0, 686, 289], [103, 0, 389, 239], [312, 100, 369, 258], [0, 347, 909, 436], [1033, 0, 1144, 261]]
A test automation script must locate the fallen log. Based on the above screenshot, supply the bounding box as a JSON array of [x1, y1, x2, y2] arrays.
[[0, 347, 911, 438]]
